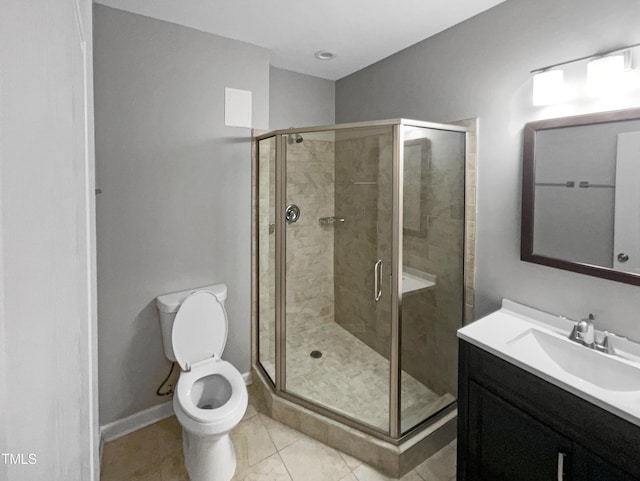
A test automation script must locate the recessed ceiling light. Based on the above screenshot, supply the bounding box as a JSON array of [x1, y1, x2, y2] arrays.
[[314, 50, 336, 60]]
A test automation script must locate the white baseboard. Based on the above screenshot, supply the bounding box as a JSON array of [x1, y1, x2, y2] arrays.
[[100, 371, 252, 443], [100, 400, 174, 443]]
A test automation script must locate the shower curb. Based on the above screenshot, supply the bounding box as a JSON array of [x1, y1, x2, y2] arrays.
[[251, 366, 456, 478]]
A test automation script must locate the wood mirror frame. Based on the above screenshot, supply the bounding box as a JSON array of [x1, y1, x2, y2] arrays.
[[521, 107, 640, 286]]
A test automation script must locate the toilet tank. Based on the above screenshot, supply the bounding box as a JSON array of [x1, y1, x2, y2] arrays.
[[156, 283, 227, 361]]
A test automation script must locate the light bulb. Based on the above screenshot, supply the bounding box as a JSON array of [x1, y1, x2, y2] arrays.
[[532, 70, 566, 106], [586, 54, 626, 97]]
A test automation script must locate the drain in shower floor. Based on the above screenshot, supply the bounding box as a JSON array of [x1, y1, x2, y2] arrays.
[[310, 350, 323, 359]]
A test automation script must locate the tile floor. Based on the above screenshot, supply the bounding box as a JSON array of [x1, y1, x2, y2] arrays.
[[101, 385, 457, 481], [261, 321, 455, 432]]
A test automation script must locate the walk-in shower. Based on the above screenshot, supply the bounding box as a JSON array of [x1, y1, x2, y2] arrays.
[[254, 118, 471, 452]]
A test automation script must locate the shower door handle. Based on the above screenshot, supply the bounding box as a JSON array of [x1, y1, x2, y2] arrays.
[[374, 260, 382, 302]]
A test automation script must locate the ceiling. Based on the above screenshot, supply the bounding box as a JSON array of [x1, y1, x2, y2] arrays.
[[95, 0, 507, 81]]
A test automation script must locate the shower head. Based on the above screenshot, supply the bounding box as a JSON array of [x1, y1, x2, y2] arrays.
[[287, 127, 304, 144]]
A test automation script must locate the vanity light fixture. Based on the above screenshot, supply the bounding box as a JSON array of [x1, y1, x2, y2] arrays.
[[586, 52, 629, 97], [530, 42, 639, 105], [532, 69, 566, 106]]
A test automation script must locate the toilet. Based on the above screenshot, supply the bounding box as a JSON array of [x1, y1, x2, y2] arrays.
[[156, 284, 248, 481]]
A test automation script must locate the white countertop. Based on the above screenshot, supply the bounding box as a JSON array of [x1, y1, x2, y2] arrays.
[[458, 299, 640, 427]]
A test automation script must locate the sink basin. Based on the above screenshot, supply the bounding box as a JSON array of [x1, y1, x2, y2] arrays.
[[458, 299, 640, 427], [507, 328, 640, 392]]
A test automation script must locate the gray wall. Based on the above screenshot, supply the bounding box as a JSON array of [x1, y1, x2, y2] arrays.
[[269, 67, 335, 129], [94, 5, 269, 425], [1, 0, 99, 479], [336, 0, 640, 341]]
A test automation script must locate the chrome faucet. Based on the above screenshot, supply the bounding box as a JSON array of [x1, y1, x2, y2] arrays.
[[596, 334, 614, 355], [568, 313, 615, 354], [569, 313, 596, 348]]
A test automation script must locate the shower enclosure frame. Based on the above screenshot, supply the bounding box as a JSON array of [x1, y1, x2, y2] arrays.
[[254, 119, 469, 444]]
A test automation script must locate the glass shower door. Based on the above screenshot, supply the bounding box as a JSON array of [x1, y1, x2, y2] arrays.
[[282, 126, 395, 434], [257, 135, 277, 383], [399, 125, 466, 434]]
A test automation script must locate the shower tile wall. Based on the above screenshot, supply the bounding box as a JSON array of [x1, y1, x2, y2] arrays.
[[285, 139, 336, 338], [334, 131, 393, 359], [453, 118, 478, 327], [401, 129, 466, 397]]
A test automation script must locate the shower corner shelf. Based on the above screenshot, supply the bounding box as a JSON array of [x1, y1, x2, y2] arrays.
[[402, 267, 436, 295], [319, 216, 346, 225]]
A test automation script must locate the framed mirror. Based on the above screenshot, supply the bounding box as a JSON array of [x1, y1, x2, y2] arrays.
[[521, 107, 640, 285]]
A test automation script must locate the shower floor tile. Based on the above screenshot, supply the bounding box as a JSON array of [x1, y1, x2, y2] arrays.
[[262, 322, 454, 432]]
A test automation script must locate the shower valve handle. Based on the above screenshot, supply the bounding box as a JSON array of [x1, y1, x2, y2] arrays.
[[285, 204, 300, 224]]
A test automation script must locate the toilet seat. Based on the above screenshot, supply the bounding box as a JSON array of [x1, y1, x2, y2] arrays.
[[172, 291, 228, 371], [175, 358, 247, 426], [171, 290, 247, 434]]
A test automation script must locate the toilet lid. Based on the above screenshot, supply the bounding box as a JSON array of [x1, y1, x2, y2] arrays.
[[172, 291, 228, 370]]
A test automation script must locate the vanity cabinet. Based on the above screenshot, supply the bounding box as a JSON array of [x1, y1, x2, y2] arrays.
[[457, 340, 640, 481], [573, 447, 637, 481]]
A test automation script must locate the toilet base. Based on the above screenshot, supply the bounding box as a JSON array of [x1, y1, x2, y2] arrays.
[[182, 429, 237, 481]]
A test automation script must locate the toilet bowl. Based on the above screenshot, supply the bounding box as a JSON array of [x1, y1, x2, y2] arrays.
[[156, 284, 248, 481]]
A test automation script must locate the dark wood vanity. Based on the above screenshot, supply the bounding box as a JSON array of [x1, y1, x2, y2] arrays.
[[457, 340, 640, 481]]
